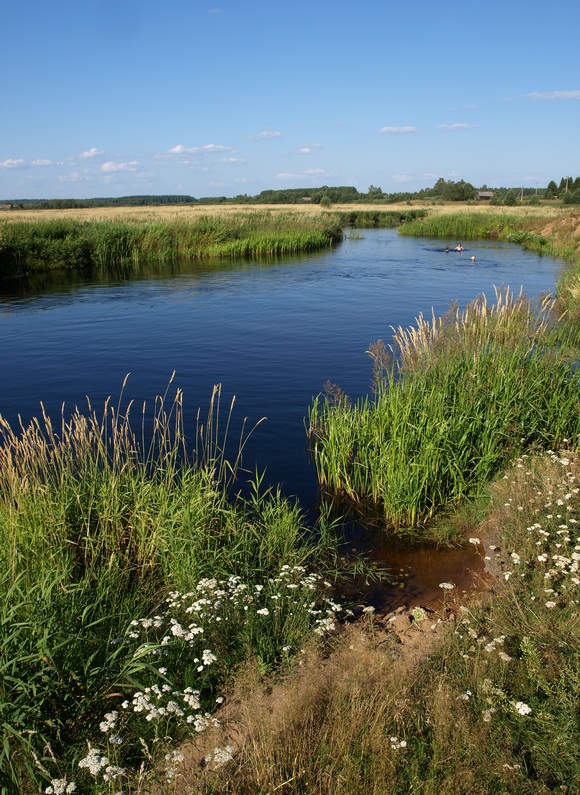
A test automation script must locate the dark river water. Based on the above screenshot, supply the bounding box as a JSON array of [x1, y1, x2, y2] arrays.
[[0, 228, 560, 518]]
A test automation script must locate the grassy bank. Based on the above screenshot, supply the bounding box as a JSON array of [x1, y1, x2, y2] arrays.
[[308, 288, 580, 535], [0, 212, 343, 278], [0, 383, 346, 793], [181, 450, 580, 795]]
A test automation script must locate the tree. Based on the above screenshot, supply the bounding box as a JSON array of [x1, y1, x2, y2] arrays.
[[545, 180, 558, 199], [503, 190, 518, 206]]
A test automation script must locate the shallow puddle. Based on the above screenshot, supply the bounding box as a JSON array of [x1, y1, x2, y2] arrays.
[[344, 533, 492, 615]]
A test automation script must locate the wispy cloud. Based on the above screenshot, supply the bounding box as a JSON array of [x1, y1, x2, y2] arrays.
[[379, 126, 418, 134], [277, 168, 335, 180], [31, 159, 54, 166], [392, 174, 413, 182], [101, 161, 139, 172], [248, 130, 283, 141], [79, 147, 103, 159], [220, 157, 246, 164], [298, 144, 324, 154], [436, 123, 477, 131], [526, 90, 580, 100], [167, 143, 234, 155], [0, 158, 26, 169]]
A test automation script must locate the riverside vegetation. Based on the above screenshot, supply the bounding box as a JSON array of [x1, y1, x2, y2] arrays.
[[0, 209, 424, 280], [1, 207, 580, 793]]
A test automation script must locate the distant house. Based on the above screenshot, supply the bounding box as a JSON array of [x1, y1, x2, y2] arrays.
[[477, 191, 494, 201], [0, 204, 12, 211]]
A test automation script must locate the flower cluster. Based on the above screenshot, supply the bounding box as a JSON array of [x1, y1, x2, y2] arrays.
[[65, 565, 343, 792], [451, 450, 580, 728]]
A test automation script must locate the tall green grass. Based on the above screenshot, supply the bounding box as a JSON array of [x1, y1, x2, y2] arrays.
[[330, 208, 428, 228], [0, 212, 343, 278], [308, 288, 580, 533], [0, 380, 343, 792]]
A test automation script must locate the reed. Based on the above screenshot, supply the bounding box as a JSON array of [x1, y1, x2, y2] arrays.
[[308, 288, 580, 533], [0, 212, 343, 278], [0, 380, 343, 792]]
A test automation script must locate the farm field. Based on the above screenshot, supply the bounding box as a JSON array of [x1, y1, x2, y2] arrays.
[[0, 200, 572, 224]]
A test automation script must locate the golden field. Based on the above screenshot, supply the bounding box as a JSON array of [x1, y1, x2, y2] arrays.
[[0, 200, 572, 224]]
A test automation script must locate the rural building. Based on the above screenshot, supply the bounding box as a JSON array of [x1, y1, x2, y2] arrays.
[[477, 191, 494, 201]]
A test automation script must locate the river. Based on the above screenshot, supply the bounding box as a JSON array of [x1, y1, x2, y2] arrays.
[[0, 228, 560, 518]]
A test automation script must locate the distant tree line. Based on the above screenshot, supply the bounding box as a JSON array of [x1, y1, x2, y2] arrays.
[[2, 195, 196, 210], [3, 177, 580, 210]]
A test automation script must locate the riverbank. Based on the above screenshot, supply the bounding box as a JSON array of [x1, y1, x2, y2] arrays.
[[0, 208, 428, 279], [174, 448, 579, 795]]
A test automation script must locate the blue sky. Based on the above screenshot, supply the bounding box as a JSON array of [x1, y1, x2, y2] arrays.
[[1, 0, 579, 199]]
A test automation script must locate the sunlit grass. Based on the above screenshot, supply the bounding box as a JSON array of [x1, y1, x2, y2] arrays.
[[0, 212, 344, 277], [0, 380, 345, 792], [176, 451, 580, 795], [308, 288, 580, 534]]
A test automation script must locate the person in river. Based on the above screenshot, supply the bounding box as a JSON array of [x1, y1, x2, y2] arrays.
[[454, 243, 465, 251], [445, 246, 450, 252]]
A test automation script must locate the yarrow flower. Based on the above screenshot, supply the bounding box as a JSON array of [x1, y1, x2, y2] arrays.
[[45, 781, 77, 794], [439, 582, 455, 590], [204, 745, 234, 767], [513, 701, 532, 716]]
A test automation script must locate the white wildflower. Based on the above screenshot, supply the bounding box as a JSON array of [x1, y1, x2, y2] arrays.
[[513, 701, 532, 715], [78, 746, 109, 776], [45, 780, 77, 794]]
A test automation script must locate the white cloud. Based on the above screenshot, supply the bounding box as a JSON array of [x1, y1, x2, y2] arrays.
[[299, 144, 324, 154], [248, 130, 283, 141], [220, 157, 246, 164], [0, 158, 26, 169], [379, 126, 418, 134], [101, 161, 139, 172], [392, 174, 413, 182], [436, 123, 477, 131], [31, 159, 54, 166], [167, 143, 234, 154], [79, 147, 103, 159], [526, 90, 580, 100]]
